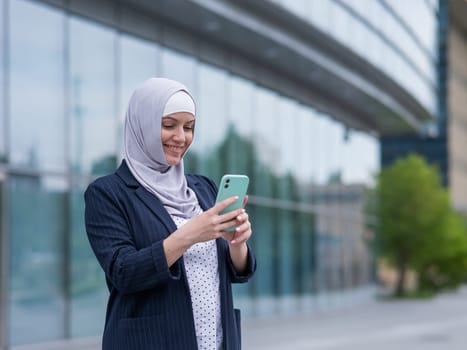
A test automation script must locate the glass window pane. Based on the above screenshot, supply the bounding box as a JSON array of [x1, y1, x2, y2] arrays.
[[70, 181, 107, 337], [298, 107, 320, 185], [342, 130, 380, 185], [118, 35, 158, 161], [320, 117, 344, 184], [70, 18, 117, 175], [329, 2, 351, 45], [277, 205, 295, 296], [9, 175, 67, 345], [226, 75, 254, 175], [309, 0, 332, 34], [315, 115, 329, 185], [0, 172, 5, 344], [0, 0, 4, 162], [228, 76, 254, 299], [297, 107, 319, 299], [9, 0, 65, 171], [298, 210, 316, 297], [249, 204, 276, 303], [389, 0, 437, 56], [160, 48, 197, 97], [275, 97, 300, 308], [160, 48, 198, 172], [281, 0, 308, 19], [252, 87, 278, 192], [249, 86, 278, 314], [196, 63, 228, 181], [277, 98, 299, 179]]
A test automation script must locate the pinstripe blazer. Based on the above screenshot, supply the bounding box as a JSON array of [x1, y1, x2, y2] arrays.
[[84, 160, 256, 350]]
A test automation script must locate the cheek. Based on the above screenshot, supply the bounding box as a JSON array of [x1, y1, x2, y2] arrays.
[[160, 129, 169, 143], [185, 132, 194, 146]]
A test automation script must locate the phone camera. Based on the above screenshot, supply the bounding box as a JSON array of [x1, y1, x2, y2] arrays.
[[224, 184, 229, 189], [226, 179, 230, 183]]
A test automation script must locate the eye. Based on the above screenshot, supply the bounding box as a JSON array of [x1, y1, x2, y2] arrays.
[[184, 123, 195, 131]]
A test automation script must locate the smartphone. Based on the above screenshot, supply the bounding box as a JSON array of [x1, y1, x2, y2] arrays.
[[215, 174, 250, 231]]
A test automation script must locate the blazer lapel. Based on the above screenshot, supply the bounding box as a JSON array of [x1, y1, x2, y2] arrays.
[[187, 176, 213, 211], [116, 160, 177, 233], [135, 187, 177, 233]]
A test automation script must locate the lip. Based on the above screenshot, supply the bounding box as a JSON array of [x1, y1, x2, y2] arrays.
[[164, 144, 185, 154]]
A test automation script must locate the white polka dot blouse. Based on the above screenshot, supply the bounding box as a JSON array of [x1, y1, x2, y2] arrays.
[[171, 208, 223, 350]]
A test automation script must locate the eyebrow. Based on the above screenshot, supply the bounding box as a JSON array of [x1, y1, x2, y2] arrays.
[[163, 116, 195, 123]]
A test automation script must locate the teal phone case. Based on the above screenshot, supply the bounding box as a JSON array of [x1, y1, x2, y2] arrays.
[[215, 174, 250, 231]]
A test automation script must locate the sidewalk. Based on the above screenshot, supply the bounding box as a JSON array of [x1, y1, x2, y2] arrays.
[[242, 287, 467, 350], [12, 287, 467, 350]]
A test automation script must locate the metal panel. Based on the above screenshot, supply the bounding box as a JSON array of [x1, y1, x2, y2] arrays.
[[118, 5, 161, 43], [0, 169, 9, 350], [450, 0, 467, 37], [69, 0, 116, 27]]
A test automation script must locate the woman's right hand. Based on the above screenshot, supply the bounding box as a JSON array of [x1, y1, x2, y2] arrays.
[[163, 196, 244, 266], [176, 196, 245, 247]]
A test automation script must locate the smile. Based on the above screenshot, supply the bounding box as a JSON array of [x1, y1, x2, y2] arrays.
[[165, 145, 185, 152]]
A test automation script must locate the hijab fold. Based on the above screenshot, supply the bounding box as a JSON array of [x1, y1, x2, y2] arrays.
[[124, 78, 199, 219]]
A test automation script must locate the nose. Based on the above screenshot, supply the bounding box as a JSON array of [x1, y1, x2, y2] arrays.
[[173, 126, 185, 142]]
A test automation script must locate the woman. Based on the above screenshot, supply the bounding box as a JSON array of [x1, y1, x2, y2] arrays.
[[84, 77, 256, 350]]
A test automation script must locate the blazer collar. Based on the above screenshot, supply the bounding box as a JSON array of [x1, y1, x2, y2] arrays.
[[116, 160, 210, 232], [115, 159, 139, 188], [186, 176, 211, 211]]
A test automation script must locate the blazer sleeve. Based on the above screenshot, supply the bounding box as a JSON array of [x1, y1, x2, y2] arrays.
[[226, 242, 257, 283], [84, 181, 180, 295]]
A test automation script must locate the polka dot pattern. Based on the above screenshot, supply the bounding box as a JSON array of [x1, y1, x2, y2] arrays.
[[172, 208, 223, 350]]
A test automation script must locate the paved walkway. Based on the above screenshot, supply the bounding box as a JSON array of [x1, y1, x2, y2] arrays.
[[12, 287, 467, 350], [242, 287, 467, 350]]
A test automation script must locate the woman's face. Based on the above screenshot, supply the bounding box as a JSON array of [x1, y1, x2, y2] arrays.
[[161, 112, 195, 165]]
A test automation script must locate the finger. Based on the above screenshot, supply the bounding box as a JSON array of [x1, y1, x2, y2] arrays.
[[216, 217, 245, 233], [221, 231, 235, 241], [235, 220, 251, 234], [218, 208, 245, 224], [231, 226, 251, 244], [211, 196, 239, 214], [242, 194, 249, 208], [217, 218, 239, 232], [235, 212, 249, 223]]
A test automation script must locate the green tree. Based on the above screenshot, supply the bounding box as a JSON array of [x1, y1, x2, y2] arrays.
[[376, 154, 467, 296], [416, 210, 467, 292]]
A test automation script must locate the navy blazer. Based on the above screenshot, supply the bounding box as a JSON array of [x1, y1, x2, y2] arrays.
[[84, 160, 256, 350]]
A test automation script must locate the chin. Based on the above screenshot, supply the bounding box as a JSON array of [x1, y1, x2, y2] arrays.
[[167, 158, 181, 165]]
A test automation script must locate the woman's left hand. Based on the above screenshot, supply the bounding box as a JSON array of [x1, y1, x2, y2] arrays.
[[224, 195, 252, 273], [223, 195, 252, 245]]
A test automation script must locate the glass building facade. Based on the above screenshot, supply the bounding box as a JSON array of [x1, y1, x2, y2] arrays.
[[0, 0, 438, 348], [272, 0, 438, 114]]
